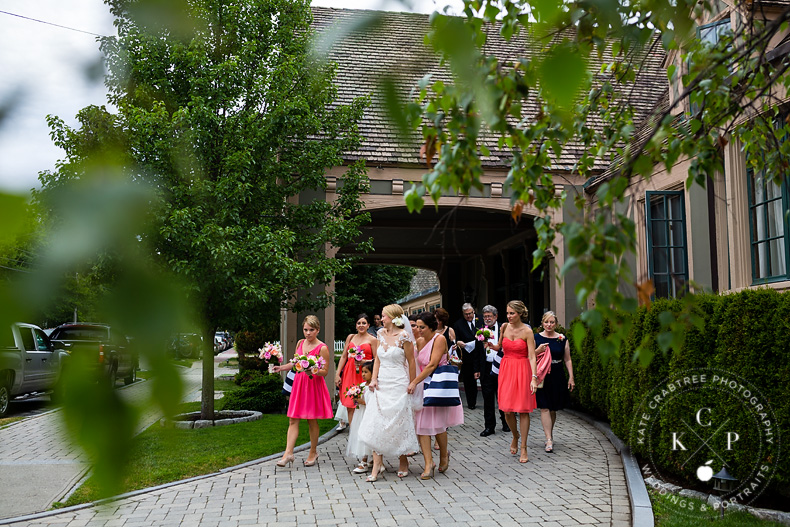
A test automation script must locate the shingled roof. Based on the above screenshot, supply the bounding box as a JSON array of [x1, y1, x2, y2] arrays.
[[311, 7, 669, 172]]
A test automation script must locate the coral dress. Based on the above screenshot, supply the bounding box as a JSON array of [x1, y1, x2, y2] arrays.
[[287, 339, 333, 419], [497, 337, 537, 413], [415, 335, 464, 436], [339, 342, 374, 408]]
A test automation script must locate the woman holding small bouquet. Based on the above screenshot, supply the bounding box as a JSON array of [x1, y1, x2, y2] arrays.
[[272, 315, 333, 467], [535, 311, 575, 454], [335, 313, 378, 427]]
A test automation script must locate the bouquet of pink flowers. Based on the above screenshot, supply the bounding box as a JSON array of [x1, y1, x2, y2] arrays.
[[290, 353, 327, 377], [258, 342, 283, 374], [475, 327, 492, 341], [350, 344, 365, 372], [350, 345, 365, 362], [345, 382, 366, 399]]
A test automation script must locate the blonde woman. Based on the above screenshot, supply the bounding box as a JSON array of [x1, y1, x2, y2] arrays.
[[497, 300, 544, 463], [357, 304, 420, 481], [272, 315, 333, 467], [535, 311, 575, 453]]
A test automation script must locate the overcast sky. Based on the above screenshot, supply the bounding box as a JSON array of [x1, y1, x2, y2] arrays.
[[0, 0, 462, 193]]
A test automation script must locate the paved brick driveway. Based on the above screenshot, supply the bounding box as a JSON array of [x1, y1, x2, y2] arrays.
[[6, 405, 630, 527]]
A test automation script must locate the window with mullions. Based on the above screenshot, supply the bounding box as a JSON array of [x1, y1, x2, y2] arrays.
[[698, 18, 730, 46], [748, 170, 789, 282], [646, 191, 689, 298]]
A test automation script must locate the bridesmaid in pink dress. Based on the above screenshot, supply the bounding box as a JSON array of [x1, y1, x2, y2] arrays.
[[334, 313, 377, 426], [408, 311, 464, 479], [497, 300, 545, 464], [273, 315, 333, 467]]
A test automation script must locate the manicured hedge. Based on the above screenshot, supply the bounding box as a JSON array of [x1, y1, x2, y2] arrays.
[[222, 371, 286, 414], [569, 289, 790, 498]]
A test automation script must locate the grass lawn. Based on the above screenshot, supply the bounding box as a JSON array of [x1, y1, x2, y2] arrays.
[[0, 416, 23, 429], [58, 402, 336, 508], [651, 490, 786, 527]]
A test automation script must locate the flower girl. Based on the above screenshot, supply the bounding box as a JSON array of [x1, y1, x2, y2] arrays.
[[345, 361, 374, 473]]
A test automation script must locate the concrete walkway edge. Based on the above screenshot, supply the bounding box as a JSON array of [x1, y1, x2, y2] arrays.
[[0, 423, 339, 526], [566, 409, 654, 527]]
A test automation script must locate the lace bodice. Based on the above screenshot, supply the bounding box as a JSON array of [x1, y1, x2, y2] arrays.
[[376, 330, 411, 369]]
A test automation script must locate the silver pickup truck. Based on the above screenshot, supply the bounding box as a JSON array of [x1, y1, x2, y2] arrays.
[[0, 323, 65, 417]]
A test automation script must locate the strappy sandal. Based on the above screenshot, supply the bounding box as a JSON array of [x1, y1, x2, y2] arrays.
[[509, 435, 520, 455], [545, 440, 554, 453], [519, 447, 529, 463], [438, 451, 450, 473], [420, 463, 436, 480], [366, 466, 384, 482]]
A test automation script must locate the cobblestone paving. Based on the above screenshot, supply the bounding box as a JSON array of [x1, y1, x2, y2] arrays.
[[6, 404, 630, 527]]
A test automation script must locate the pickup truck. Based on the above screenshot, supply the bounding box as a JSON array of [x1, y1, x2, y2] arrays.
[[49, 323, 138, 388], [1, 323, 65, 417]]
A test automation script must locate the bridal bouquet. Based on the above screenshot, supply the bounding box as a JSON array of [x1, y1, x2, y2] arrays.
[[259, 342, 283, 374], [290, 353, 327, 377], [475, 327, 492, 341]]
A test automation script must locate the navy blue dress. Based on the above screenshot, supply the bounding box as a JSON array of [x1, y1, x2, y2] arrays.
[[535, 333, 569, 411]]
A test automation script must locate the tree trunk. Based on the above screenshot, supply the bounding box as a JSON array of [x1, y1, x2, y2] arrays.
[[200, 325, 216, 420]]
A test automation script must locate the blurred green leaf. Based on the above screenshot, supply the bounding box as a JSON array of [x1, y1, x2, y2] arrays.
[[0, 193, 29, 247], [538, 42, 588, 109], [381, 76, 410, 140]]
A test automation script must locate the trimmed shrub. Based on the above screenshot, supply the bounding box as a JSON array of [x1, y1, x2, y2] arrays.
[[222, 371, 285, 414], [234, 322, 280, 374], [569, 289, 790, 499]]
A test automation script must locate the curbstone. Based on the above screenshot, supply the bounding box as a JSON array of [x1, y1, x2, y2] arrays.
[[159, 410, 262, 429]]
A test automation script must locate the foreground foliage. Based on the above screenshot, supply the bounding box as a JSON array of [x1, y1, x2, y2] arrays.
[[373, 0, 790, 364], [25, 0, 369, 497]]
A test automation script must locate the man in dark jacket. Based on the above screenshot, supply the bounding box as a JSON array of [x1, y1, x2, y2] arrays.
[[453, 303, 482, 410]]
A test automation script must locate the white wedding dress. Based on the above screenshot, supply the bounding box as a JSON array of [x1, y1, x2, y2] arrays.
[[357, 330, 420, 457]]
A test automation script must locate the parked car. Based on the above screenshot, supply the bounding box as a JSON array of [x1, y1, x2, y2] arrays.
[[49, 323, 138, 388], [214, 332, 229, 353], [1, 323, 66, 417], [168, 333, 204, 359]]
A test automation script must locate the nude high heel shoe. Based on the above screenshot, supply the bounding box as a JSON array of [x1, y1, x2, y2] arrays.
[[276, 454, 294, 467], [303, 454, 319, 467], [438, 451, 450, 473]]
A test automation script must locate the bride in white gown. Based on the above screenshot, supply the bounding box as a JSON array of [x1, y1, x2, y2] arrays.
[[357, 304, 420, 481]]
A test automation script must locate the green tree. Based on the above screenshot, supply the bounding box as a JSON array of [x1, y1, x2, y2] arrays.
[[34, 0, 370, 486], [334, 264, 417, 333]]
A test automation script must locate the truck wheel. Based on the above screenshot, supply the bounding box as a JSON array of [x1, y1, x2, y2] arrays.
[[0, 379, 11, 418], [124, 367, 136, 386]]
